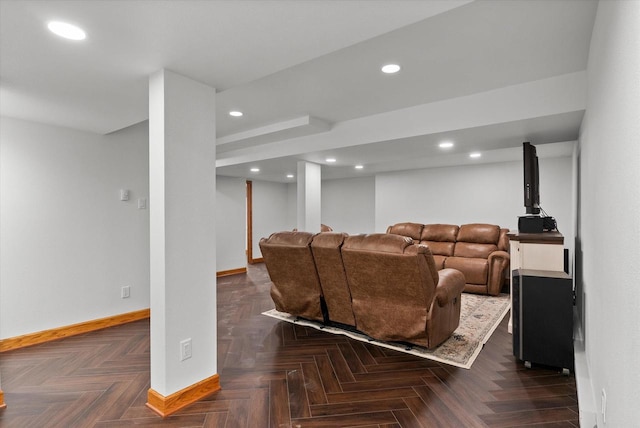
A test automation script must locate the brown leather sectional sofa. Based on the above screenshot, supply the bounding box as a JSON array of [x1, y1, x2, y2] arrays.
[[260, 231, 466, 349], [386, 223, 510, 296]]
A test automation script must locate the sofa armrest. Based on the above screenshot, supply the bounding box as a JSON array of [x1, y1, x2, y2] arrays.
[[434, 268, 466, 306], [487, 250, 510, 296]]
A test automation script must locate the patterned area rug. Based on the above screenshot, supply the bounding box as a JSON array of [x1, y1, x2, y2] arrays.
[[262, 293, 510, 369]]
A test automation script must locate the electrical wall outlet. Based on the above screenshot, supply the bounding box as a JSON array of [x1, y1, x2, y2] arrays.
[[121, 286, 130, 298], [180, 338, 192, 361], [601, 388, 607, 424]]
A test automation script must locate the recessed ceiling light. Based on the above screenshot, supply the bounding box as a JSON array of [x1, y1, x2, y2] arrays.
[[439, 141, 454, 149], [326, 158, 336, 163], [381, 64, 401, 74], [47, 21, 86, 40], [250, 167, 260, 172], [469, 152, 482, 158], [355, 165, 364, 169], [229, 111, 243, 117], [286, 174, 294, 178]]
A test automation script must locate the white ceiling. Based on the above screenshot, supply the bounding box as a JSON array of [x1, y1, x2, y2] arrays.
[[0, 0, 598, 182]]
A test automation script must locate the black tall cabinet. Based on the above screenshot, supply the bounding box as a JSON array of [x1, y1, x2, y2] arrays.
[[512, 269, 574, 371]]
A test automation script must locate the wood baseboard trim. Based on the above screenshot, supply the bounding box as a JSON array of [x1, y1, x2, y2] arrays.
[[216, 267, 247, 277], [0, 308, 150, 353], [248, 257, 264, 265], [0, 390, 5, 409], [146, 374, 220, 418]]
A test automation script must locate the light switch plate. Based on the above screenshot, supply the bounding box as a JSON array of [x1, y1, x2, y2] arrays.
[[180, 338, 192, 361]]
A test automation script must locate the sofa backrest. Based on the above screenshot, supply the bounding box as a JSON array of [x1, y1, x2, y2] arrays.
[[341, 233, 438, 342], [310, 232, 356, 326], [259, 231, 325, 322], [386, 222, 423, 241], [453, 224, 500, 259], [420, 224, 459, 256]]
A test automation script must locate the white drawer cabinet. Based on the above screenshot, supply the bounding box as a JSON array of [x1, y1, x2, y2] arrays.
[[507, 231, 564, 333]]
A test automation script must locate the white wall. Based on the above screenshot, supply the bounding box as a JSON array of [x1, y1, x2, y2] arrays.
[[375, 157, 574, 246], [296, 161, 322, 232], [286, 182, 297, 227], [148, 69, 217, 396], [216, 176, 246, 272], [577, 1, 640, 425], [321, 176, 375, 234], [538, 156, 575, 255], [251, 180, 294, 258], [0, 117, 149, 339]]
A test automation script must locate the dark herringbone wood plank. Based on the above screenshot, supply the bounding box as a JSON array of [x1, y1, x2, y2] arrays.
[[0, 264, 579, 427]]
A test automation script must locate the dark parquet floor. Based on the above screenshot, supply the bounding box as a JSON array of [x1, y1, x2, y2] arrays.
[[0, 263, 579, 427]]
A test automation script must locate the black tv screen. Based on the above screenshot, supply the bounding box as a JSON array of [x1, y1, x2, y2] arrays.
[[523, 142, 540, 214]]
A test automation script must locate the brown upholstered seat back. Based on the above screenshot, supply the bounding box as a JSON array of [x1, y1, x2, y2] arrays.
[[341, 233, 438, 343], [444, 257, 488, 284], [259, 231, 324, 322], [310, 232, 356, 326], [420, 224, 459, 257], [421, 224, 459, 243], [385, 222, 423, 241], [453, 224, 500, 258]]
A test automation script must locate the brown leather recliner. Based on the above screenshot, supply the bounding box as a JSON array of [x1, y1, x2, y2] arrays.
[[341, 233, 465, 349], [259, 231, 325, 322], [387, 222, 510, 296]]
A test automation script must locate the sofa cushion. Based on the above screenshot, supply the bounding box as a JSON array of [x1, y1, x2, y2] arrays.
[[263, 230, 317, 247], [454, 242, 499, 259], [419, 224, 458, 257], [457, 223, 500, 244], [347, 232, 416, 253], [445, 256, 488, 285], [421, 224, 459, 242], [455, 224, 500, 259], [386, 222, 423, 241], [421, 241, 456, 257]]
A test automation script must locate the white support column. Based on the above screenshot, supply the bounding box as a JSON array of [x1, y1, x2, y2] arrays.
[[147, 69, 218, 416], [296, 161, 321, 232]]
